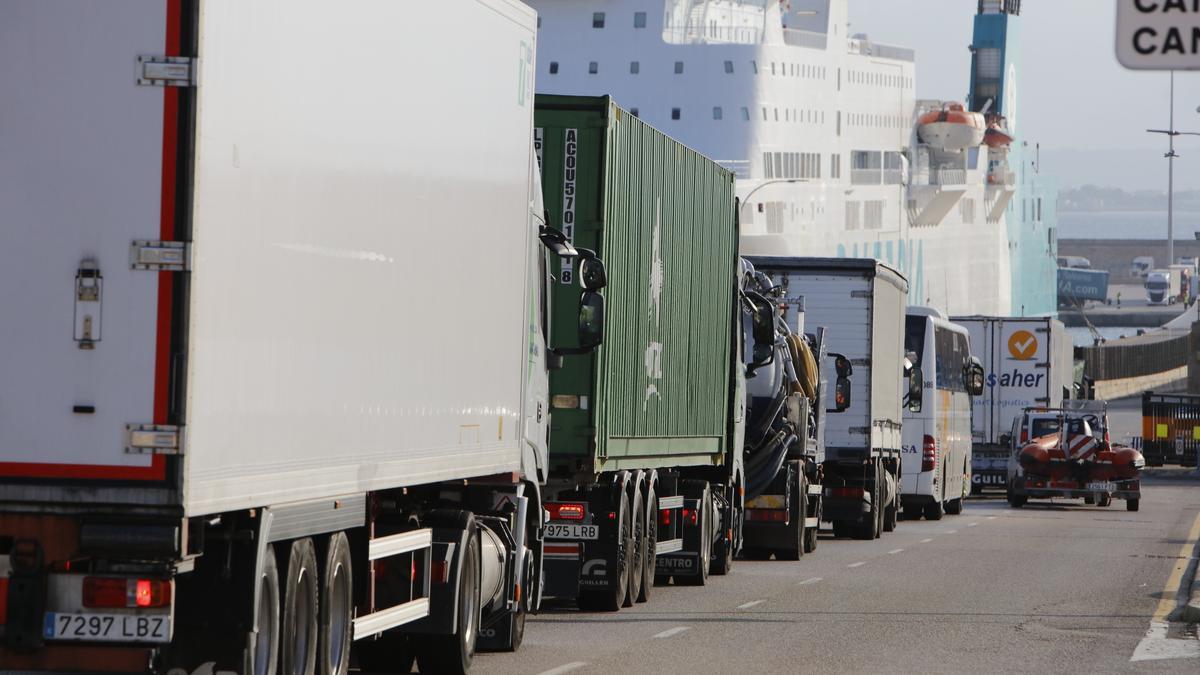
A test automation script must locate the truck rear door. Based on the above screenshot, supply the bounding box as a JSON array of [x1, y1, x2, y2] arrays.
[[0, 1, 188, 491]]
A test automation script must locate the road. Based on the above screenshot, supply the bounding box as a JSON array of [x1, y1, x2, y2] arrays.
[[470, 475, 1200, 674]]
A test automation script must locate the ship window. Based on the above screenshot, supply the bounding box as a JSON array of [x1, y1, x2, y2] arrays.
[[762, 107, 768, 121], [630, 61, 640, 74], [671, 107, 681, 120], [674, 61, 684, 74], [634, 11, 646, 28], [589, 61, 598, 74], [751, 60, 758, 74], [713, 106, 723, 120], [763, 153, 773, 179], [774, 108, 779, 121], [549, 61, 559, 74], [593, 12, 605, 28], [724, 60, 734, 74], [1038, 198, 1043, 221], [741, 107, 750, 121], [784, 109, 789, 122], [537, 17, 542, 28], [631, 107, 639, 117], [774, 153, 783, 177]]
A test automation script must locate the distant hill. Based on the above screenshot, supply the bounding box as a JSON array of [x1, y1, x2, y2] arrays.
[[1062, 185, 1200, 212]]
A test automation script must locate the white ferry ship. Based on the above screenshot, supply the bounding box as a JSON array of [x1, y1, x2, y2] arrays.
[[527, 0, 1059, 317]]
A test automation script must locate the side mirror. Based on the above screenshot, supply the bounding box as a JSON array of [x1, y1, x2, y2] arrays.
[[830, 352, 852, 378], [834, 376, 852, 412], [907, 366, 924, 412], [538, 224, 578, 258], [577, 250, 607, 290], [578, 290, 605, 349], [999, 432, 1013, 448], [966, 357, 985, 396]]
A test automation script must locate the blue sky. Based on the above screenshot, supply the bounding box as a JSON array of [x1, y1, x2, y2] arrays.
[[851, 0, 1200, 191]]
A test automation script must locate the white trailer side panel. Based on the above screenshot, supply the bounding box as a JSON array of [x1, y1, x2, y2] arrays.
[[183, 0, 539, 513], [868, 272, 906, 452], [0, 1, 167, 478]]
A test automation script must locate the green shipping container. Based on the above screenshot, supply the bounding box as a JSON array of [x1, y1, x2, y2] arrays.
[[536, 95, 739, 476]]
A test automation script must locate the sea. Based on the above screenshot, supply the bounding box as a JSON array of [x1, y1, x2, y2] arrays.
[[1059, 211, 1200, 240]]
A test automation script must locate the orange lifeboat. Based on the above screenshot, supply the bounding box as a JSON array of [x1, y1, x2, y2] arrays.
[[984, 115, 1014, 148], [917, 103, 985, 151]]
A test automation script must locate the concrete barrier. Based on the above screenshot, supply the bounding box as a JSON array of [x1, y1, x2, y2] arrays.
[[1094, 366, 1188, 400]]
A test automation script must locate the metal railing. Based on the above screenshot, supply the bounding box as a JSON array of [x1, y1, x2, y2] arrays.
[[883, 169, 904, 185], [783, 29, 827, 50], [1079, 335, 1189, 381], [847, 39, 915, 62], [662, 25, 762, 45], [932, 168, 966, 186], [987, 170, 1016, 187]]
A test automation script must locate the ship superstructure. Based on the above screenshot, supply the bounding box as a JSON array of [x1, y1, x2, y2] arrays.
[[528, 0, 1058, 316]]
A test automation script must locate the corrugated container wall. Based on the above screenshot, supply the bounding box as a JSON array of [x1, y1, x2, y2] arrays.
[[535, 95, 738, 475]]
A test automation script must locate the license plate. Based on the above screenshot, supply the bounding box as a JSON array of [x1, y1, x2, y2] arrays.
[[44, 612, 170, 643], [1086, 482, 1117, 492], [545, 523, 598, 540]]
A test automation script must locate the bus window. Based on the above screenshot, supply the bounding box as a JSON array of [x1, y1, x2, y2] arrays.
[[904, 315, 925, 368]]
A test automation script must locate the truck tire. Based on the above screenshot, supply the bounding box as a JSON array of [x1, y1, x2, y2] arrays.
[[1126, 498, 1140, 512], [923, 500, 945, 521], [625, 487, 646, 607], [1097, 493, 1112, 508], [416, 523, 480, 675], [883, 492, 899, 532], [855, 472, 881, 540], [832, 520, 853, 539], [803, 493, 820, 553], [676, 482, 712, 585], [281, 538, 319, 675], [710, 487, 735, 576], [777, 473, 806, 561], [945, 498, 963, 515], [318, 532, 353, 675], [639, 490, 657, 602], [578, 490, 630, 612], [1006, 484, 1027, 508], [247, 545, 281, 675]]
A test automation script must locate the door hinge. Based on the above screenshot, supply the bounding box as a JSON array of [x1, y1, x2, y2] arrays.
[[131, 240, 191, 271], [126, 424, 184, 455], [136, 55, 196, 87]]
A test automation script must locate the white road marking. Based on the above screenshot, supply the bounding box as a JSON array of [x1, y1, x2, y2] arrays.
[[920, 538, 933, 543], [888, 548, 904, 554], [967, 522, 979, 527], [1130, 621, 1200, 661], [737, 600, 765, 609], [847, 561, 865, 568], [538, 662, 588, 675], [799, 576, 822, 585], [654, 626, 691, 639], [946, 530, 958, 534]]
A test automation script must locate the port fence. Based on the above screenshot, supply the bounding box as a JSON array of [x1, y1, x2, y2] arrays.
[[1077, 334, 1189, 381]]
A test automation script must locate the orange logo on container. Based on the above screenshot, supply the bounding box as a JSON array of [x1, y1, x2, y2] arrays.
[[1007, 330, 1038, 360]]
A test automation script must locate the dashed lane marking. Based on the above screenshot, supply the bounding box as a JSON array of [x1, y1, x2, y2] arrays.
[[967, 522, 979, 527], [888, 548, 904, 554], [847, 561, 865, 568], [920, 538, 933, 543], [799, 577, 822, 585], [538, 662, 588, 675], [738, 600, 765, 609], [654, 626, 691, 639]]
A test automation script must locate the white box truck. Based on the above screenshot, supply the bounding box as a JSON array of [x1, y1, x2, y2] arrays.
[[0, 2, 580, 672], [747, 258, 908, 540], [949, 317, 1073, 492]]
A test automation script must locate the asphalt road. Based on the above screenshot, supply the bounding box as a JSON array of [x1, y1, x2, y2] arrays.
[[472, 475, 1200, 675]]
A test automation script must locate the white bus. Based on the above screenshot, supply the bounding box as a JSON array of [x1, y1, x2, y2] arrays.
[[901, 308, 984, 520]]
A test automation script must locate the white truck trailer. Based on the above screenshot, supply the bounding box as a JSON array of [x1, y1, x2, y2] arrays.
[[0, 2, 574, 672], [746, 258, 908, 540], [949, 317, 1073, 493]]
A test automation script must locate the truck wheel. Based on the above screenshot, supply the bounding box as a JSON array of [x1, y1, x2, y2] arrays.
[[1097, 493, 1112, 508], [923, 500, 945, 521], [710, 486, 735, 576], [741, 547, 772, 560], [355, 635, 414, 673], [625, 487, 646, 607], [945, 498, 963, 515], [883, 492, 899, 532], [832, 520, 853, 539], [855, 472, 881, 540], [318, 532, 353, 675], [639, 490, 657, 602], [1006, 484, 1027, 508], [803, 494, 820, 553], [676, 483, 712, 585], [416, 524, 480, 675], [281, 538, 319, 675], [578, 490, 630, 612], [1126, 498, 1140, 512], [1083, 494, 1095, 505], [248, 545, 281, 675], [777, 473, 806, 561]]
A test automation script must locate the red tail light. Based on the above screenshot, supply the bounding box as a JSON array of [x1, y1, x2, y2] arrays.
[[830, 487, 864, 498], [681, 508, 698, 525], [84, 577, 171, 609], [1020, 430, 1028, 444], [660, 509, 673, 526], [547, 502, 586, 521], [922, 434, 938, 472], [430, 559, 450, 584], [745, 509, 788, 523]]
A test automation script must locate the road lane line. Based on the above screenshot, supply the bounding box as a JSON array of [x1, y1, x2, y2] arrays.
[[967, 522, 979, 527], [654, 626, 691, 639], [946, 530, 958, 534], [799, 576, 822, 585], [847, 561, 865, 568], [888, 548, 904, 554], [986, 516, 996, 520], [1130, 509, 1200, 662], [919, 538, 933, 543], [538, 662, 588, 675], [738, 600, 765, 609]]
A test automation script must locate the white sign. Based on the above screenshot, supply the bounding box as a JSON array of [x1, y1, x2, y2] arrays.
[[1116, 0, 1200, 70]]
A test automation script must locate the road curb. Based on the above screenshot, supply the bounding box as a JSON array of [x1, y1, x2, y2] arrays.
[[1172, 530, 1200, 624]]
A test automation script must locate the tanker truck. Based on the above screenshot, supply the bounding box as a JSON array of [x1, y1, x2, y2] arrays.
[[0, 2, 568, 672]]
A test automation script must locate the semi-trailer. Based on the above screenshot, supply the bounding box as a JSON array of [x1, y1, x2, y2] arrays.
[[950, 316, 1073, 492], [0, 2, 570, 672], [534, 95, 755, 608], [747, 258, 909, 540]]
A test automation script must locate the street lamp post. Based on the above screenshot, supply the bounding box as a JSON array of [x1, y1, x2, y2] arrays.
[[1147, 71, 1200, 268], [739, 178, 806, 220]]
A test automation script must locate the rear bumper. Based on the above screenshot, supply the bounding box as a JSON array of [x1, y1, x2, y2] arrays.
[[0, 645, 152, 672]]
